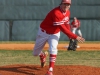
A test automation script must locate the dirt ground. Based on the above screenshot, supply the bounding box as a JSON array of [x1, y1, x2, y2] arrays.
[[0, 43, 100, 75], [0, 43, 100, 51]]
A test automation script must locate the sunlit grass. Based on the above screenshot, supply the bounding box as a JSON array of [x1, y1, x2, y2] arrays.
[[0, 50, 100, 67]]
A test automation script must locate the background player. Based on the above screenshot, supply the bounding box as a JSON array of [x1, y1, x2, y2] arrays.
[[33, 0, 85, 75], [67, 17, 82, 51], [71, 17, 82, 37]]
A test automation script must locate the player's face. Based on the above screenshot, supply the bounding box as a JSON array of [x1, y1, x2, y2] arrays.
[[61, 3, 70, 12]]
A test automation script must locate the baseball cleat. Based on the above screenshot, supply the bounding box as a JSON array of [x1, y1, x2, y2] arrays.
[[45, 71, 53, 75], [40, 51, 48, 68]]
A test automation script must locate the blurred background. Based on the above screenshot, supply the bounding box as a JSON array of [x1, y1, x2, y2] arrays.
[[0, 0, 100, 41]]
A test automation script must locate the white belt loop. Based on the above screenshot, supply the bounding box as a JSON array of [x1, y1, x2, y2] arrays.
[[41, 28, 52, 35], [41, 28, 46, 33]]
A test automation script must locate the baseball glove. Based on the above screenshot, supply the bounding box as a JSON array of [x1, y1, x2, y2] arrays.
[[67, 39, 77, 51]]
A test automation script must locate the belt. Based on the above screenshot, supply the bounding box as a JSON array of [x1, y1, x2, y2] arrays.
[[41, 29, 50, 34]]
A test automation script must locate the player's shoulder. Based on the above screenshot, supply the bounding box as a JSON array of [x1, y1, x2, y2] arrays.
[[51, 6, 62, 13], [46, 7, 60, 17]]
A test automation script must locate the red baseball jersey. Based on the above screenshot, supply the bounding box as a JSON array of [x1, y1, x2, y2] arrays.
[[71, 20, 80, 28], [40, 6, 77, 39]]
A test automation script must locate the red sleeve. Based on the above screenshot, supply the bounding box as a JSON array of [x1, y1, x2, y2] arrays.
[[65, 24, 71, 31], [59, 25, 77, 39]]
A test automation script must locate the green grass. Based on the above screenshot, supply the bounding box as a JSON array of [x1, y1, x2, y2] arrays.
[[0, 50, 100, 67], [56, 51, 100, 67]]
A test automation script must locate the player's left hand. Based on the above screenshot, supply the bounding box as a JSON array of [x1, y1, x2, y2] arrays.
[[76, 36, 85, 43]]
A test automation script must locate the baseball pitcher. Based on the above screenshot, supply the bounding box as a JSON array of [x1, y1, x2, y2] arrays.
[[33, 0, 85, 75]]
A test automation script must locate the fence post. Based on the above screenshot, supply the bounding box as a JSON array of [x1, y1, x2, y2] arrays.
[[9, 20, 13, 41]]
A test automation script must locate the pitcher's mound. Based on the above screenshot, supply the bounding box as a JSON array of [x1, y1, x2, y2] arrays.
[[0, 64, 100, 75]]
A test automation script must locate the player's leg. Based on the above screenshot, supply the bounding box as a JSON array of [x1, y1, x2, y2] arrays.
[[33, 27, 50, 55], [46, 32, 60, 74], [33, 34, 49, 66], [77, 29, 82, 37], [33, 34, 48, 56], [33, 28, 49, 67], [72, 28, 77, 34], [76, 29, 82, 49]]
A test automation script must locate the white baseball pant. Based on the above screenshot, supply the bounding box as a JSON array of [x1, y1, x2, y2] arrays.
[[33, 27, 60, 56], [72, 28, 82, 37]]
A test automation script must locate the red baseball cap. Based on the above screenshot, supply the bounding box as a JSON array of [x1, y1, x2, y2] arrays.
[[61, 0, 71, 4]]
